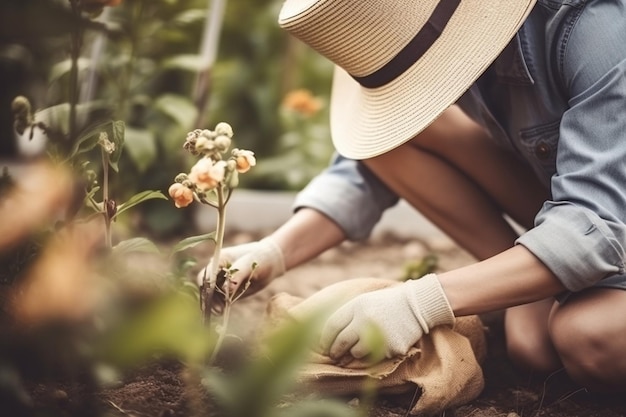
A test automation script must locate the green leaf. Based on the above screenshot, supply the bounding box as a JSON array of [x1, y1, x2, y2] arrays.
[[112, 238, 161, 256], [162, 54, 206, 72], [154, 94, 198, 130], [49, 58, 91, 83], [171, 233, 216, 254], [124, 127, 157, 173], [171, 9, 207, 27], [114, 190, 168, 219]]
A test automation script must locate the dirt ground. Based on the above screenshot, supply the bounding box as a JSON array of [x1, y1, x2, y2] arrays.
[[25, 232, 626, 417]]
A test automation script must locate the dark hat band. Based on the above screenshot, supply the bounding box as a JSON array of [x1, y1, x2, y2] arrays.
[[351, 0, 461, 89]]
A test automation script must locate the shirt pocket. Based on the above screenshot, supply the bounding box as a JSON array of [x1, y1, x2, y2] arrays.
[[518, 119, 560, 186]]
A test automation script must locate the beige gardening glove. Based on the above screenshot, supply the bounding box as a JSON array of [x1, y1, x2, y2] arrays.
[[197, 237, 285, 313], [320, 273, 455, 360]]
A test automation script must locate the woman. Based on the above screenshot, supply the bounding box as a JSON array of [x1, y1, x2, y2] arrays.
[[205, 0, 626, 391]]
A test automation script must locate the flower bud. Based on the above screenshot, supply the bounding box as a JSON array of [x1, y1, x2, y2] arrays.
[[12, 96, 33, 135], [226, 170, 239, 188], [213, 135, 231, 152], [195, 135, 214, 153], [215, 122, 233, 138], [98, 132, 115, 154], [105, 199, 117, 218], [200, 129, 216, 140]]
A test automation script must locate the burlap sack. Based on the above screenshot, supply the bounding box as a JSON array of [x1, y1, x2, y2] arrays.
[[265, 277, 487, 416]]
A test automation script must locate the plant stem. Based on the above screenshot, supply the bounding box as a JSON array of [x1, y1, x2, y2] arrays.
[[206, 185, 229, 364], [209, 185, 226, 289], [102, 148, 112, 249]]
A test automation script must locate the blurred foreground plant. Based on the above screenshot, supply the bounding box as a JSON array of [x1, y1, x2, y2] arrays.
[[169, 121, 256, 361]]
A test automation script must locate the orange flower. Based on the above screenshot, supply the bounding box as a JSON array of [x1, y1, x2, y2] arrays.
[[168, 183, 194, 208], [232, 149, 256, 173], [189, 158, 226, 191], [281, 89, 322, 116]]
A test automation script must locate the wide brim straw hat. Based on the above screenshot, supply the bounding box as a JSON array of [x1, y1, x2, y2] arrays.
[[278, 0, 536, 159]]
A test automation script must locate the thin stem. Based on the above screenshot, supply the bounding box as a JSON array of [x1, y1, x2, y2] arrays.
[[102, 148, 112, 249], [209, 185, 226, 288], [201, 184, 226, 325], [206, 185, 230, 364]]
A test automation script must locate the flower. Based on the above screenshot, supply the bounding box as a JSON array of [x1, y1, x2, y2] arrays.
[[281, 89, 322, 117], [231, 149, 256, 173], [189, 158, 227, 191], [168, 183, 193, 208]]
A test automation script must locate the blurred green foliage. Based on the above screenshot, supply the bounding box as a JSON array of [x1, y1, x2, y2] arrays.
[[0, 3, 364, 416], [1, 0, 335, 236]]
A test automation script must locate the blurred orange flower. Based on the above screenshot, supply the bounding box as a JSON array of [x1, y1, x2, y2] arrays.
[[281, 89, 323, 117], [0, 163, 73, 250], [11, 220, 102, 325]]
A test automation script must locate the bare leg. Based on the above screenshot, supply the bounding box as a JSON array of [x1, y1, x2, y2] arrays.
[[550, 289, 626, 391], [362, 105, 548, 260], [363, 105, 560, 371]]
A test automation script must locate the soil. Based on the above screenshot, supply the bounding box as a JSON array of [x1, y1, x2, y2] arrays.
[[21, 233, 626, 417]]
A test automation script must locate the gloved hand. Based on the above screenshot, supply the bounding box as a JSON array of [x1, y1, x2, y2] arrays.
[[319, 273, 455, 360], [197, 237, 285, 312]]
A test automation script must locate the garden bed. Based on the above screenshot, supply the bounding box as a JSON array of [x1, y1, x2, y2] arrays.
[[24, 232, 626, 417]]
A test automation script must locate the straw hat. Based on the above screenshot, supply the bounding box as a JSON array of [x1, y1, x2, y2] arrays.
[[278, 0, 536, 159]]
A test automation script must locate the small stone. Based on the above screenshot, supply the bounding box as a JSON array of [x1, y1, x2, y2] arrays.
[[51, 389, 68, 403], [347, 397, 360, 408]]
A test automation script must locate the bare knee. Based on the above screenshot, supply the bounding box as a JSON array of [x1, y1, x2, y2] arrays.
[[506, 321, 561, 374], [550, 296, 626, 392], [505, 303, 561, 374]]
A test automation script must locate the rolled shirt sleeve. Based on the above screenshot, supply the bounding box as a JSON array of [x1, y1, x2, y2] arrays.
[[517, 5, 626, 292], [293, 153, 399, 241]]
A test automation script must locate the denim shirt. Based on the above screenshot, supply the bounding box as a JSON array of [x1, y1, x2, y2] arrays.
[[294, 0, 626, 292]]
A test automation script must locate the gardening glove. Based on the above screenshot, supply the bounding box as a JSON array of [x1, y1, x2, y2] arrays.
[[320, 273, 455, 360], [197, 237, 285, 311]]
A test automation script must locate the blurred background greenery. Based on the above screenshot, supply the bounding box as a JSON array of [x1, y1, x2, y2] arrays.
[[0, 3, 361, 416], [0, 0, 335, 237]]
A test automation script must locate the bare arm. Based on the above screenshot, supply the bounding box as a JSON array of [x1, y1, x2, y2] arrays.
[[270, 207, 346, 270], [440, 244, 565, 316]]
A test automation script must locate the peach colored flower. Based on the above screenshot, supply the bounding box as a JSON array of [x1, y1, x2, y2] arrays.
[[281, 89, 322, 117], [189, 158, 226, 191], [168, 183, 194, 208], [232, 149, 256, 173]]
